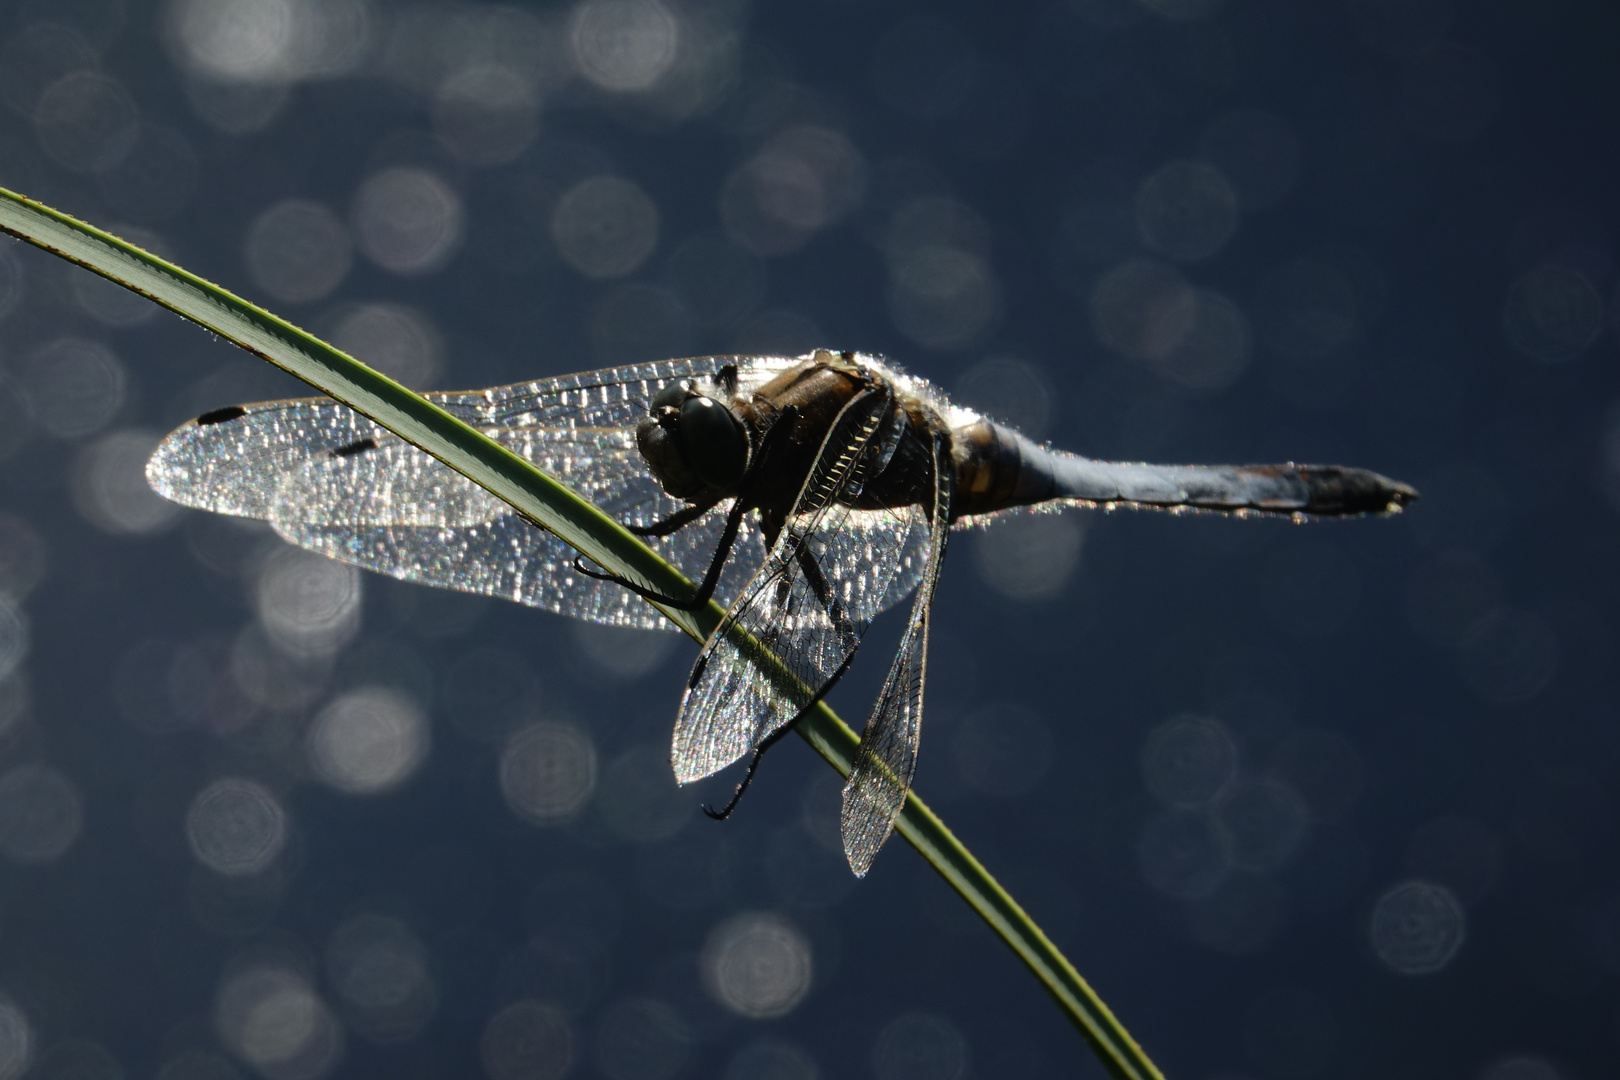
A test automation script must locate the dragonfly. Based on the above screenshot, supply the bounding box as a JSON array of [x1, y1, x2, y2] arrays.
[[147, 349, 1417, 875]]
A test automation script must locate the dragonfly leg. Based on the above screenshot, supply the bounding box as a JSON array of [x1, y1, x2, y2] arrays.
[[627, 498, 720, 538], [702, 648, 859, 820], [572, 496, 748, 611], [572, 402, 807, 607], [701, 720, 795, 820]]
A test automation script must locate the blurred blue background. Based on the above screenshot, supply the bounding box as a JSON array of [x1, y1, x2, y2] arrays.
[[0, 0, 1615, 1078]]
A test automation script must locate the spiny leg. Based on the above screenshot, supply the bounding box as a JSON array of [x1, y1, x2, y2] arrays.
[[627, 498, 719, 538], [573, 495, 748, 611], [575, 406, 801, 611], [702, 648, 859, 820]]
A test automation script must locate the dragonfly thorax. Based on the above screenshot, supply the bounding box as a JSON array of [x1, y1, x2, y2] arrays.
[[636, 380, 750, 501]]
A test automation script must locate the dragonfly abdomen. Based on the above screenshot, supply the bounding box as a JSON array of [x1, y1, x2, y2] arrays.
[[950, 419, 1417, 520]]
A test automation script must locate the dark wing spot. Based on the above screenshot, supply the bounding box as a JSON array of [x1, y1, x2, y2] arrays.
[[195, 405, 247, 426], [331, 437, 379, 458]]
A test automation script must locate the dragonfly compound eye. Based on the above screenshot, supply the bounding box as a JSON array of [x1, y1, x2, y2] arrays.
[[649, 380, 694, 417], [678, 395, 748, 490]]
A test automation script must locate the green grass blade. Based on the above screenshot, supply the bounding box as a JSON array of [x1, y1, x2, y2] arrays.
[[0, 187, 1164, 1080]]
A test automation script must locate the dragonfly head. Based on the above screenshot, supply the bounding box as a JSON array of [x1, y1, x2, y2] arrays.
[[637, 380, 749, 501]]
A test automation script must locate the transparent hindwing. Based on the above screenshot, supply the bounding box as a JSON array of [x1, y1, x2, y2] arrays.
[[670, 384, 928, 783], [840, 425, 953, 876]]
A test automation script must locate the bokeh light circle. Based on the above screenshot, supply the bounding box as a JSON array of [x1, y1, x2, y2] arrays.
[[1367, 879, 1466, 975], [593, 998, 689, 1080], [1478, 1057, 1564, 1080], [1147, 289, 1252, 391], [971, 512, 1083, 601], [35, 72, 140, 173], [718, 127, 865, 257], [21, 337, 126, 441], [255, 547, 361, 658], [214, 965, 343, 1079], [0, 765, 85, 864], [888, 247, 999, 350], [186, 777, 288, 875], [499, 721, 598, 825], [0, 998, 31, 1080], [571, 622, 676, 678], [352, 168, 463, 275], [951, 702, 1052, 797], [432, 65, 541, 167], [551, 176, 660, 280], [1142, 714, 1237, 807], [1503, 264, 1603, 363], [598, 744, 690, 842], [702, 912, 813, 1019], [482, 999, 574, 1080], [73, 428, 183, 535], [1135, 159, 1238, 260], [171, 0, 296, 82], [1138, 808, 1230, 899], [953, 355, 1052, 438], [0, 598, 28, 684], [725, 1039, 817, 1080], [1090, 258, 1197, 361], [307, 686, 429, 795], [871, 1012, 967, 1080], [327, 303, 444, 389], [243, 200, 352, 304], [1457, 608, 1558, 705], [327, 914, 437, 1043], [570, 0, 680, 92], [1215, 778, 1309, 871]]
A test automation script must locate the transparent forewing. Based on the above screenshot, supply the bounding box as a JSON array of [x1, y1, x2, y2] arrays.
[[146, 355, 801, 520], [270, 426, 649, 528], [671, 387, 928, 783], [273, 431, 506, 528], [147, 399, 377, 519], [443, 354, 801, 429], [267, 425, 760, 628], [284, 507, 763, 630], [841, 429, 953, 877]]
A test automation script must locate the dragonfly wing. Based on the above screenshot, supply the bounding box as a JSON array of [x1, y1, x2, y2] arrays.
[[269, 427, 762, 627], [854, 506, 929, 618], [281, 512, 762, 629], [443, 354, 801, 428], [671, 386, 927, 783], [146, 355, 801, 519], [147, 398, 374, 519], [271, 430, 503, 528], [268, 426, 670, 527], [841, 428, 953, 876]]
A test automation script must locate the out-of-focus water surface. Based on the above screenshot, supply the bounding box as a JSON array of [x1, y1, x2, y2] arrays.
[[0, 0, 1615, 1077]]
